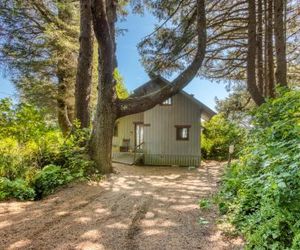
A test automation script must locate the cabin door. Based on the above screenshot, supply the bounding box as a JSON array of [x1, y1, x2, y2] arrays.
[[134, 123, 144, 150]]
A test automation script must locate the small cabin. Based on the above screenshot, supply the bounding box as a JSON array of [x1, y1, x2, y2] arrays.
[[112, 78, 216, 166]]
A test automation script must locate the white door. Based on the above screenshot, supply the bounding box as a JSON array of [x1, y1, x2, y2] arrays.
[[135, 123, 144, 150]]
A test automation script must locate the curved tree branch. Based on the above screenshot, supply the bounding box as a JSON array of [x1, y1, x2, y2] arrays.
[[116, 0, 207, 118]]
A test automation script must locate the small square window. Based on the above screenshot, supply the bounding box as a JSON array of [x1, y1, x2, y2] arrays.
[[161, 97, 172, 106], [175, 125, 191, 140]]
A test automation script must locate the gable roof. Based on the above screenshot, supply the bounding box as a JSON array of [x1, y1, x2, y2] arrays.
[[132, 76, 216, 118]]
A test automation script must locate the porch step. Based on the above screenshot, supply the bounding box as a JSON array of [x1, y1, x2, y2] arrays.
[[112, 152, 143, 165]]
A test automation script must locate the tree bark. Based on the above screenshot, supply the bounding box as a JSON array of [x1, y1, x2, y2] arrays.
[[75, 0, 94, 128], [266, 0, 275, 97], [263, 0, 268, 97], [274, 0, 287, 86], [89, 58, 117, 173], [89, 0, 118, 173], [247, 0, 265, 106], [256, 0, 264, 95], [89, 0, 207, 173]]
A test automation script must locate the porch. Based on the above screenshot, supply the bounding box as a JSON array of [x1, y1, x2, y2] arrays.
[[112, 152, 144, 165]]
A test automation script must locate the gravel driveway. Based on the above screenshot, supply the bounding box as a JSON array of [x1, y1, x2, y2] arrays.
[[0, 161, 243, 250]]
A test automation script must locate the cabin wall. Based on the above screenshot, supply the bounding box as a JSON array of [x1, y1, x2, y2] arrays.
[[112, 112, 144, 152], [143, 93, 202, 166]]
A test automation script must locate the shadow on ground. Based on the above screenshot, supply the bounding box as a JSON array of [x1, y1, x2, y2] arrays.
[[0, 161, 243, 250]]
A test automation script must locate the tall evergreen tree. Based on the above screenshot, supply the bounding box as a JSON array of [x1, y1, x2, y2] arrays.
[[0, 0, 79, 133], [75, 0, 94, 128]]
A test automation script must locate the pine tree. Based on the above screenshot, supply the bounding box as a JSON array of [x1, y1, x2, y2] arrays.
[[0, 0, 79, 133]]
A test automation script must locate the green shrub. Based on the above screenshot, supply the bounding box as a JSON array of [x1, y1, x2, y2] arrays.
[[32, 165, 74, 199], [0, 98, 49, 142], [201, 114, 246, 160], [0, 177, 35, 200], [0, 138, 24, 179], [218, 89, 300, 249], [0, 99, 95, 201], [292, 233, 300, 249]]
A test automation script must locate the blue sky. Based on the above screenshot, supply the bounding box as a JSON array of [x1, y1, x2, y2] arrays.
[[0, 77, 16, 99], [0, 10, 228, 110]]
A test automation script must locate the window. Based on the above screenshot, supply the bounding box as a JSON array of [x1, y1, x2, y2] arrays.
[[175, 125, 191, 140], [161, 97, 172, 106]]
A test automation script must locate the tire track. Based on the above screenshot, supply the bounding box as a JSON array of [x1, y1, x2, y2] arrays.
[[125, 196, 153, 250]]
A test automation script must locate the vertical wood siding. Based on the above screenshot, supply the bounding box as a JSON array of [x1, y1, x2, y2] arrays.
[[144, 154, 201, 166], [113, 92, 210, 166], [143, 93, 202, 157]]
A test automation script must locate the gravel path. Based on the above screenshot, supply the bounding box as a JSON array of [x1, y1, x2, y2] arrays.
[[0, 161, 243, 250]]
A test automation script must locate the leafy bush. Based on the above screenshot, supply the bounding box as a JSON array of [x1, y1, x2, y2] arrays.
[[0, 98, 49, 142], [201, 114, 246, 160], [217, 89, 300, 249], [0, 99, 94, 200], [0, 178, 35, 200], [0, 138, 24, 179], [32, 165, 75, 199]]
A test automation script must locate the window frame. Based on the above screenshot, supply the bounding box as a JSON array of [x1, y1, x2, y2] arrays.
[[160, 97, 172, 106], [175, 125, 191, 141]]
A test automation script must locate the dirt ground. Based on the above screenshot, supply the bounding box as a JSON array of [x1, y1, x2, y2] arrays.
[[0, 161, 243, 250]]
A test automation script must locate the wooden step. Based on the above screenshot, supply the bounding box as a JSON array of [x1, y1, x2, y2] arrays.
[[112, 152, 143, 165]]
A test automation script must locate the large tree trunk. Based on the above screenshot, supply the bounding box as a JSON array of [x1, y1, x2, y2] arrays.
[[247, 0, 265, 106], [89, 0, 118, 173], [89, 71, 117, 173], [256, 0, 264, 95], [263, 0, 268, 97], [266, 0, 275, 97], [274, 0, 287, 86], [89, 42, 117, 173], [75, 0, 93, 128]]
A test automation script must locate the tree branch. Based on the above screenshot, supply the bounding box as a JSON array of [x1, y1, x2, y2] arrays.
[[116, 0, 207, 118]]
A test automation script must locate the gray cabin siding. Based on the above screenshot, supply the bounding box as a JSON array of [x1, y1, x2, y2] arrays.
[[143, 93, 202, 166], [112, 85, 215, 166]]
